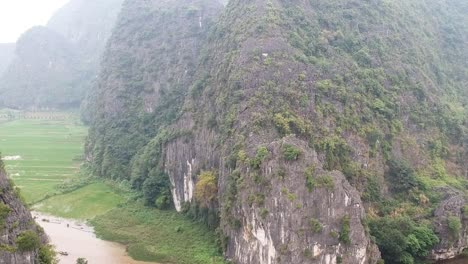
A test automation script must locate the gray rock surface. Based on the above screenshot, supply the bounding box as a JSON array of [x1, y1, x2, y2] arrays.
[[0, 160, 45, 264]]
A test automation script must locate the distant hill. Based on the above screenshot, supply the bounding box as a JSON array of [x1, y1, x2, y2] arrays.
[[47, 0, 124, 72], [0, 26, 84, 109], [0, 43, 15, 76], [0, 0, 123, 110]]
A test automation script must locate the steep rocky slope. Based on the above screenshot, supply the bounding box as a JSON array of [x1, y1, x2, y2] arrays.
[[0, 0, 123, 110], [0, 44, 15, 77], [86, 0, 467, 263], [0, 159, 52, 263]]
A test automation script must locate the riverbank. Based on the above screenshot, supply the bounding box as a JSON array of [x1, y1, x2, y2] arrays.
[[436, 256, 468, 264], [91, 202, 226, 264], [33, 212, 156, 264], [1, 116, 226, 264]]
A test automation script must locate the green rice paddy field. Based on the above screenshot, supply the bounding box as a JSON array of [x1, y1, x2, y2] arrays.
[[0, 114, 86, 203], [0, 112, 226, 263]]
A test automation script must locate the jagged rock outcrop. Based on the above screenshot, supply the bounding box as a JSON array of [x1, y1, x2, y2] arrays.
[[85, 0, 467, 263], [431, 188, 468, 260], [221, 137, 381, 264], [0, 160, 47, 264]]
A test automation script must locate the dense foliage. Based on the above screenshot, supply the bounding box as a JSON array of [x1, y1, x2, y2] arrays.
[[84, 0, 467, 263], [16, 230, 41, 252], [370, 217, 439, 264]]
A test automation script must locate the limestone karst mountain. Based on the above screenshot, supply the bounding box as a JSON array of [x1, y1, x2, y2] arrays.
[[47, 0, 124, 74], [60, 0, 468, 263], [0, 0, 123, 110]]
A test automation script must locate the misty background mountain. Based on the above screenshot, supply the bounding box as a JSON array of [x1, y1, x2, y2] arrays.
[[0, 0, 123, 110]]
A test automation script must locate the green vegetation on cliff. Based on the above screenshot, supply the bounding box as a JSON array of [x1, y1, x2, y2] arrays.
[[84, 0, 467, 263]]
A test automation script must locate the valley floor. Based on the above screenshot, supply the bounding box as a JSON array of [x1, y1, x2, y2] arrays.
[[0, 111, 225, 264]]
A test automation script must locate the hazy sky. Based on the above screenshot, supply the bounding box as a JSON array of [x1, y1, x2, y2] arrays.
[[0, 0, 68, 43]]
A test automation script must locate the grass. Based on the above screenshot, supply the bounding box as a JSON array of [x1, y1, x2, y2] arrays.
[[34, 182, 125, 219], [0, 112, 226, 264], [0, 115, 86, 203], [91, 202, 226, 264]]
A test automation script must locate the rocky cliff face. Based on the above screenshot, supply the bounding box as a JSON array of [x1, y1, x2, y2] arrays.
[[431, 188, 468, 260], [86, 0, 467, 263], [85, 0, 223, 180], [0, 160, 47, 264]]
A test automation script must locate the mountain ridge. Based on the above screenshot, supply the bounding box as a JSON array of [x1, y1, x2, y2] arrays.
[[83, 0, 467, 263], [0, 0, 123, 110]]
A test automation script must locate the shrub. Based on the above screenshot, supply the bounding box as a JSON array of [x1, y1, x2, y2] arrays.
[[462, 205, 468, 218], [0, 202, 11, 222], [316, 175, 334, 190], [339, 215, 351, 244], [386, 158, 418, 193], [447, 216, 462, 238], [16, 230, 41, 251], [250, 146, 269, 169], [337, 255, 343, 264], [282, 144, 301, 161], [315, 136, 351, 171], [155, 194, 171, 210], [362, 176, 381, 202], [76, 258, 88, 264], [260, 208, 269, 219], [305, 166, 316, 192], [38, 245, 57, 264], [142, 170, 172, 209], [309, 218, 323, 233], [195, 171, 218, 208], [369, 217, 438, 263]]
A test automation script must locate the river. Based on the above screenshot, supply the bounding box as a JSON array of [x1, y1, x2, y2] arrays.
[[33, 212, 156, 264], [437, 257, 468, 264], [33, 211, 467, 264]]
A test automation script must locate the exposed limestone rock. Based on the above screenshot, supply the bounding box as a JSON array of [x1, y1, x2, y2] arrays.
[[220, 137, 380, 264], [0, 160, 46, 264], [431, 188, 468, 260]]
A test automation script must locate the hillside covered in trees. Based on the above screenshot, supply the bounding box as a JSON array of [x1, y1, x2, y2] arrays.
[[0, 43, 15, 77], [0, 0, 123, 110], [82, 0, 467, 263]]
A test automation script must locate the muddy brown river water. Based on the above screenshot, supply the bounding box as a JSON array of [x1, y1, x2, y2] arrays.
[[33, 212, 156, 264], [437, 258, 468, 264], [33, 211, 467, 264]]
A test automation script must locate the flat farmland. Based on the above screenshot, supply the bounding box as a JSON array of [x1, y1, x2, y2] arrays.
[[0, 115, 87, 203]]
